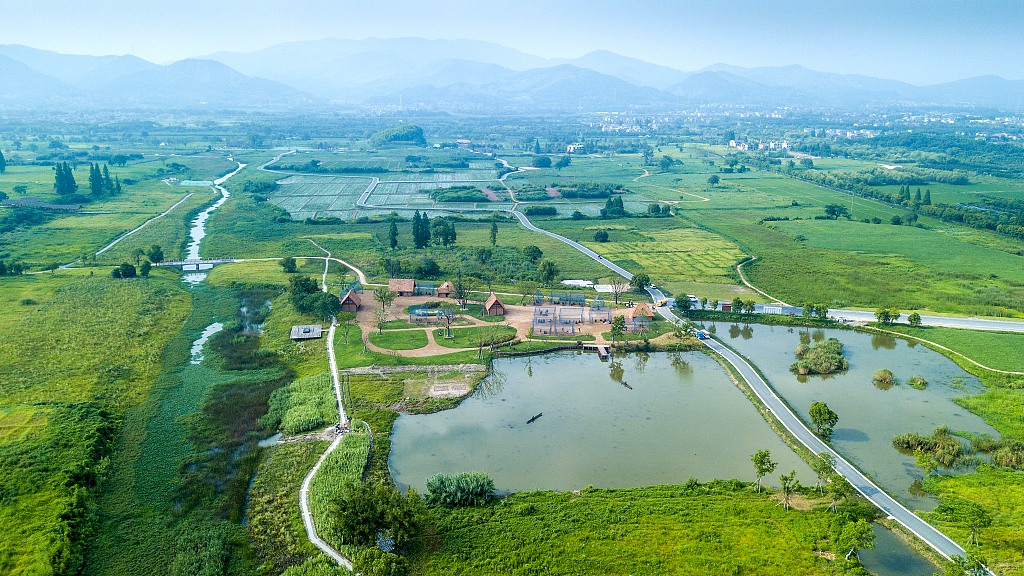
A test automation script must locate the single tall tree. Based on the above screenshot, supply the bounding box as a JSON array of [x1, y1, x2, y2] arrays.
[[610, 279, 629, 305], [374, 287, 397, 312], [779, 470, 800, 511], [610, 315, 626, 348], [751, 449, 777, 493], [811, 453, 836, 494], [0, 149, 6, 174], [809, 401, 839, 440], [89, 163, 104, 197], [388, 220, 399, 249], [489, 219, 498, 246]]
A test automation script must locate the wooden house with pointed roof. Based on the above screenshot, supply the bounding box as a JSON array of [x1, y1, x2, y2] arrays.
[[482, 292, 505, 316], [436, 280, 455, 299], [339, 289, 361, 312]]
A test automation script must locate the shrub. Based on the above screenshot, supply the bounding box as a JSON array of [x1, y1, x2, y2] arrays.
[[425, 471, 496, 507], [790, 337, 848, 375], [992, 444, 1024, 469], [872, 369, 896, 388], [893, 426, 963, 467], [354, 549, 409, 576], [906, 376, 927, 390]]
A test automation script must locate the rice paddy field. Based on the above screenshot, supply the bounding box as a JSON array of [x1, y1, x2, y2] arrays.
[[269, 175, 373, 219]]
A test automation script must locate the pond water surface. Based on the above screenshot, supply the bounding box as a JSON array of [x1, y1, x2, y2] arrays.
[[390, 351, 815, 493], [704, 321, 997, 511]]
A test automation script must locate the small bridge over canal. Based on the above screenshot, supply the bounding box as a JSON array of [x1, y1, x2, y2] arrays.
[[156, 259, 238, 271]]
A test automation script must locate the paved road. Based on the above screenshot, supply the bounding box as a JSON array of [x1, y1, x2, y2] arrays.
[[702, 302, 1024, 334], [510, 210, 634, 280], [833, 308, 1024, 333], [648, 290, 967, 561]]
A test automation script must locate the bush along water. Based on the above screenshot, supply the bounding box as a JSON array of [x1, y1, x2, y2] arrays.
[[791, 337, 848, 375]]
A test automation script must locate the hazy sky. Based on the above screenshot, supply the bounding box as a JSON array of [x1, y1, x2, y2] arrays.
[[4, 0, 1021, 84]]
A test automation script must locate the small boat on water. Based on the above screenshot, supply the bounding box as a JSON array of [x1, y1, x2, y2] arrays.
[[527, 413, 543, 424], [621, 381, 632, 390]]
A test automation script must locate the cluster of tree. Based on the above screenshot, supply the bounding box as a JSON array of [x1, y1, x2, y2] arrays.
[[429, 185, 490, 203], [274, 159, 388, 174], [411, 211, 432, 248], [874, 308, 901, 324], [823, 204, 851, 219], [646, 203, 670, 217], [369, 124, 426, 147], [0, 206, 51, 235], [0, 259, 25, 275], [791, 337, 849, 375], [87, 163, 121, 198], [524, 206, 558, 216], [730, 297, 757, 313], [110, 262, 145, 278], [332, 482, 423, 545], [918, 198, 1024, 240], [430, 217, 457, 247], [379, 243, 546, 287], [108, 153, 143, 167], [801, 303, 830, 319], [241, 179, 278, 195], [288, 275, 341, 321], [558, 181, 624, 199], [53, 162, 78, 197], [593, 229, 609, 242], [531, 155, 552, 168], [600, 196, 628, 219]]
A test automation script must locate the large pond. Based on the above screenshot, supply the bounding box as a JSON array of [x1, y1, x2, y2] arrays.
[[704, 321, 997, 511], [390, 351, 815, 493]]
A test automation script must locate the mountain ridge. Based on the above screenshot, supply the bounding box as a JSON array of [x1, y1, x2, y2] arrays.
[[2, 39, 1024, 112]]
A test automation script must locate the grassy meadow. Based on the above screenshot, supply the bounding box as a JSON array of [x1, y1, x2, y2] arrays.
[[415, 483, 874, 576], [0, 273, 191, 575]]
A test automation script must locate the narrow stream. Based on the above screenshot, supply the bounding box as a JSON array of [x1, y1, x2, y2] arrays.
[[190, 322, 224, 364], [185, 160, 246, 261]]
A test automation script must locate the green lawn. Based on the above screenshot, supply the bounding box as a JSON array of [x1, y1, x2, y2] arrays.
[[369, 329, 429, 350], [434, 325, 516, 349]]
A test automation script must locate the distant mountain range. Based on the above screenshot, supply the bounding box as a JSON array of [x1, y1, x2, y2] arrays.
[[2, 38, 1024, 112]]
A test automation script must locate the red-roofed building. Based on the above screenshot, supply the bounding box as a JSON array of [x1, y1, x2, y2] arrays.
[[339, 290, 361, 312]]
